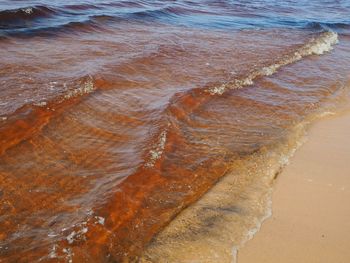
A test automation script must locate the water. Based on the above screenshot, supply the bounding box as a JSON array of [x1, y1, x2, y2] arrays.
[[0, 1, 350, 262]]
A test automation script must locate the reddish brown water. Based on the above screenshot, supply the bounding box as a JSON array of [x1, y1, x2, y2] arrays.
[[1, 1, 350, 262]]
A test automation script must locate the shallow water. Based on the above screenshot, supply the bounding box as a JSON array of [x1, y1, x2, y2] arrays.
[[0, 1, 350, 262]]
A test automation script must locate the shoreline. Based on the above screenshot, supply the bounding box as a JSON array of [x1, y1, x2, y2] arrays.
[[238, 110, 350, 263]]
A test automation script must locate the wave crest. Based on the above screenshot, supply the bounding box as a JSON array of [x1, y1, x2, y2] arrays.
[[208, 31, 338, 95], [0, 6, 56, 29]]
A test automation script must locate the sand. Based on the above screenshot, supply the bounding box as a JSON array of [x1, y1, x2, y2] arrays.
[[238, 110, 350, 263]]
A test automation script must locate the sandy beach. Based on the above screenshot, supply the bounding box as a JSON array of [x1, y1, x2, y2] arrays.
[[238, 110, 350, 263], [1, 1, 349, 261]]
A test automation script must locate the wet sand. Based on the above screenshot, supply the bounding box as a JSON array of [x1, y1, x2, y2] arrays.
[[238, 110, 350, 263]]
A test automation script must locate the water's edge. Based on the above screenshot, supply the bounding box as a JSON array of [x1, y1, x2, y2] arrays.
[[139, 94, 350, 263]]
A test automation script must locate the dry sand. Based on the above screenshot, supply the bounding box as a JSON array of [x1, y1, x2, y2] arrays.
[[238, 111, 350, 263]]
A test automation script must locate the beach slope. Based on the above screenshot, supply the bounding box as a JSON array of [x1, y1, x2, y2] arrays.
[[238, 111, 350, 263]]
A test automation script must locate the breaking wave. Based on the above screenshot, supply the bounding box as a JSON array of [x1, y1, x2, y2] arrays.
[[208, 31, 338, 95]]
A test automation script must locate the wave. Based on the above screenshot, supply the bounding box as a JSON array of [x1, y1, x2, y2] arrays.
[[305, 21, 350, 32], [0, 6, 57, 29], [135, 31, 339, 159], [0, 30, 343, 262], [0, 31, 338, 164], [62, 4, 102, 12], [208, 31, 338, 95], [0, 20, 107, 40], [1, 1, 348, 40], [65, 32, 342, 261], [0, 3, 207, 32], [130, 5, 213, 20], [0, 3, 107, 30], [0, 76, 97, 156], [0, 4, 114, 37]]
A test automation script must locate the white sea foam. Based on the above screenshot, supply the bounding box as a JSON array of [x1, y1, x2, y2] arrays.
[[95, 216, 105, 225], [33, 101, 47, 107], [62, 247, 73, 263], [64, 77, 95, 100], [306, 32, 338, 55], [48, 245, 57, 259], [22, 8, 33, 14], [66, 226, 89, 244], [144, 129, 168, 168], [66, 231, 76, 244]]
